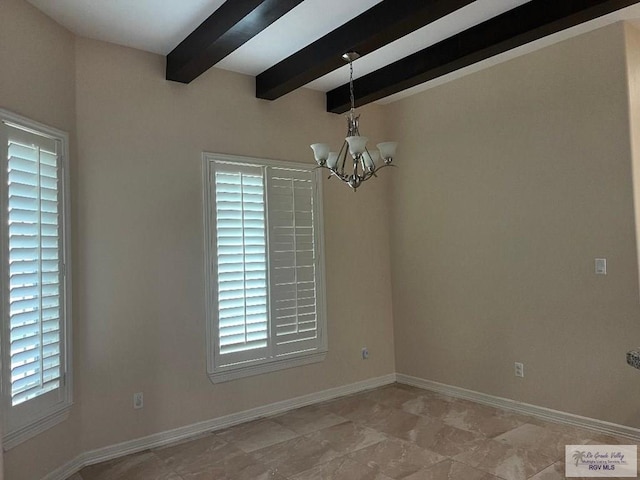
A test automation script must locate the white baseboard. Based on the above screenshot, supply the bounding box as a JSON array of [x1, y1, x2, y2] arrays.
[[41, 373, 396, 480], [42, 456, 85, 480], [396, 373, 640, 441]]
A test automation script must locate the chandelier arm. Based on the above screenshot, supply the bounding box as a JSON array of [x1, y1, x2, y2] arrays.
[[329, 170, 348, 182], [371, 164, 396, 175], [317, 165, 350, 182], [361, 170, 376, 182], [314, 165, 339, 181], [361, 163, 396, 183], [338, 141, 349, 176]]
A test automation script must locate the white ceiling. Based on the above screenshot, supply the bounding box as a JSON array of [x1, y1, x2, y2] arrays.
[[26, 0, 226, 55], [26, 0, 640, 102]]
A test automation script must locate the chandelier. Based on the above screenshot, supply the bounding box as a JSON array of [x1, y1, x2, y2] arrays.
[[310, 52, 397, 191]]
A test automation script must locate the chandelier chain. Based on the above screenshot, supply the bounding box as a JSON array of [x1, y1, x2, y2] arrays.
[[349, 59, 355, 111]]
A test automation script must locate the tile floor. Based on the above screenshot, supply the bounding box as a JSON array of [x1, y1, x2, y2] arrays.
[[67, 383, 639, 480]]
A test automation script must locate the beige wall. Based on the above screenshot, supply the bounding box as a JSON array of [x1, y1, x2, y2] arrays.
[[626, 24, 640, 304], [73, 38, 395, 452], [0, 0, 75, 131], [1, 1, 81, 479], [387, 22, 640, 427]]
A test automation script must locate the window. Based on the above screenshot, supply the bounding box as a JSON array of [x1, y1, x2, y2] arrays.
[[0, 109, 72, 449], [203, 153, 327, 383]]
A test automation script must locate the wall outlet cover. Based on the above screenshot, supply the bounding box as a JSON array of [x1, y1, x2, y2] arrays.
[[515, 362, 524, 377]]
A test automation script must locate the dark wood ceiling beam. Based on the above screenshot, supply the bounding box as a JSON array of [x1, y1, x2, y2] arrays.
[[167, 0, 303, 84], [327, 0, 640, 113], [256, 0, 476, 101]]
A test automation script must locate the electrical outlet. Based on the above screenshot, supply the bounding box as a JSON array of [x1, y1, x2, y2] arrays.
[[133, 392, 144, 409], [362, 347, 369, 360], [514, 362, 524, 378]]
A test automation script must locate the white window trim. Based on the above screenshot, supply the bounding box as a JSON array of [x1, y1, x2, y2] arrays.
[[0, 109, 73, 450], [202, 153, 327, 384]]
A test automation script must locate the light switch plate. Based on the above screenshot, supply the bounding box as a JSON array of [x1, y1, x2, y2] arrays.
[[595, 258, 607, 275]]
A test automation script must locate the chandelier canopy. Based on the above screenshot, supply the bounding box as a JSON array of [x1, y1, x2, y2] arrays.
[[311, 52, 397, 191]]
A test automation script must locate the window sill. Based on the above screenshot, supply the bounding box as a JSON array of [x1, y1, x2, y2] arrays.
[[3, 403, 72, 451], [209, 351, 327, 384]]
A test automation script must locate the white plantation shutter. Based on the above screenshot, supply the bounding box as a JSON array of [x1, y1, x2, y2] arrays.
[[213, 164, 269, 366], [7, 134, 62, 406], [267, 168, 320, 356], [1, 111, 71, 447], [205, 154, 326, 381]]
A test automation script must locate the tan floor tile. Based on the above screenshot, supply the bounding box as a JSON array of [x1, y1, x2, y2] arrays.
[[528, 419, 612, 445], [80, 452, 182, 480], [323, 395, 390, 423], [528, 461, 568, 480], [526, 419, 640, 450], [401, 416, 487, 457], [401, 392, 458, 419], [348, 437, 445, 478], [359, 385, 424, 409], [405, 459, 502, 480], [359, 406, 422, 439], [586, 433, 640, 446], [153, 432, 244, 475], [65, 474, 84, 480], [526, 460, 623, 480], [289, 456, 394, 480], [494, 423, 576, 460], [216, 418, 298, 453], [448, 399, 503, 415], [180, 453, 286, 480], [306, 421, 387, 454], [442, 399, 530, 437], [271, 404, 347, 435], [250, 433, 341, 477], [454, 439, 556, 480]]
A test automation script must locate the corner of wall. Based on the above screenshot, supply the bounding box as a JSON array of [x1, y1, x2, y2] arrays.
[[622, 21, 640, 304]]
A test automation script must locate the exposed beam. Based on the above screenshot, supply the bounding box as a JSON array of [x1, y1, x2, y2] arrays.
[[256, 0, 476, 101], [327, 0, 640, 113], [167, 0, 303, 84]]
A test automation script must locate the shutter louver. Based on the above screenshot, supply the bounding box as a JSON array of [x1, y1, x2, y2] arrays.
[[6, 129, 62, 406], [267, 168, 319, 357], [214, 166, 269, 363]]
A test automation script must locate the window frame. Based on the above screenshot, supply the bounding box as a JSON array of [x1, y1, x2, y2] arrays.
[[202, 153, 327, 384], [0, 109, 73, 449]]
